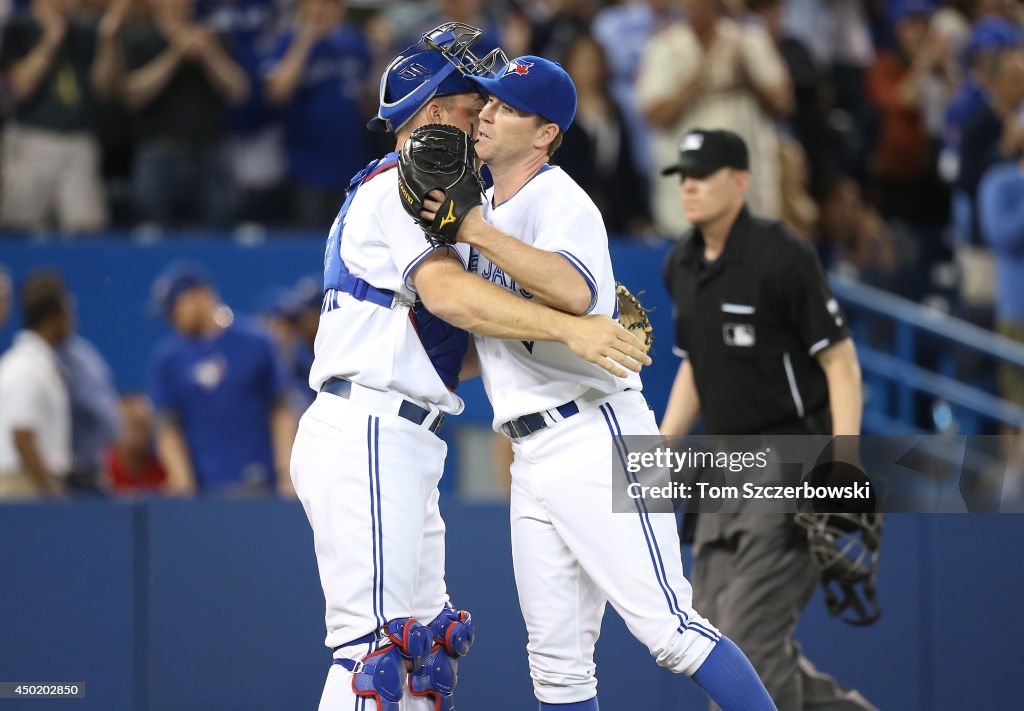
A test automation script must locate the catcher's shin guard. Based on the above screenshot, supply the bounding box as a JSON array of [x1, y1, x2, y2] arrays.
[[408, 606, 475, 710], [336, 618, 434, 711]]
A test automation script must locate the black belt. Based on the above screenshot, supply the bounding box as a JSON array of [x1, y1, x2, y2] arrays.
[[501, 401, 580, 439], [320, 377, 444, 434]]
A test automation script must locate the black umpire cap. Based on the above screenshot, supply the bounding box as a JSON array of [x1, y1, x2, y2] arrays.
[[660, 129, 749, 177]]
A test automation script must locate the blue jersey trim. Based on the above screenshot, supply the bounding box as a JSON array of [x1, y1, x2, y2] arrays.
[[554, 251, 599, 314], [367, 416, 383, 630], [324, 152, 400, 297], [372, 417, 384, 622], [600, 403, 722, 644], [609, 403, 721, 642], [402, 245, 466, 292], [491, 163, 554, 208]]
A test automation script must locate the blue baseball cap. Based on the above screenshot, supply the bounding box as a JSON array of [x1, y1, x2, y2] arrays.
[[150, 261, 213, 318], [367, 22, 509, 133], [468, 55, 577, 133], [965, 18, 1020, 61], [291, 276, 324, 312], [890, 0, 933, 23]]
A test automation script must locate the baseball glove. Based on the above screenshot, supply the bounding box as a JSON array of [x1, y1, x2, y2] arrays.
[[616, 283, 653, 349], [397, 123, 485, 247]]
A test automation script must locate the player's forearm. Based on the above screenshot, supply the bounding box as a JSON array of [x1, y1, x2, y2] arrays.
[[817, 339, 862, 436], [659, 360, 701, 438], [460, 217, 593, 315], [415, 254, 649, 381], [430, 270, 578, 341], [155, 422, 197, 495]]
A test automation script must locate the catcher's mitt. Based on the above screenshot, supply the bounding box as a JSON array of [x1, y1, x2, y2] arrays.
[[615, 283, 653, 349], [397, 123, 485, 247], [794, 511, 883, 626]]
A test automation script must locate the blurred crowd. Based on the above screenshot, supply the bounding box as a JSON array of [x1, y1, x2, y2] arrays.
[[0, 1, 1019, 290], [0, 263, 328, 498], [2, 0, 1024, 495]]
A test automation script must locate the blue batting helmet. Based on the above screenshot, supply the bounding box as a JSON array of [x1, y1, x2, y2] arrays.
[[367, 22, 507, 134]]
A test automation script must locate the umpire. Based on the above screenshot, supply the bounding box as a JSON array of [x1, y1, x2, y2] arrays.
[[659, 129, 875, 711]]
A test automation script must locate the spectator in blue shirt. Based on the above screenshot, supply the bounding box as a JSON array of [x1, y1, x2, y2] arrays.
[[253, 283, 317, 416], [202, 0, 290, 224], [943, 17, 1020, 179], [264, 0, 372, 229], [957, 45, 1024, 247], [979, 158, 1024, 410], [147, 262, 296, 497]]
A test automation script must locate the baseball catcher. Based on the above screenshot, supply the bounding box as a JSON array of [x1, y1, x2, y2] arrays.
[[397, 123, 485, 246]]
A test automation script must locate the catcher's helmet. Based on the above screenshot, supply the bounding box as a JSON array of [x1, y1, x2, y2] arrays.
[[368, 22, 507, 134], [794, 512, 883, 626]]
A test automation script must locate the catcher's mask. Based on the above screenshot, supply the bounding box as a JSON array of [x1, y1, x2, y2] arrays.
[[794, 512, 883, 626], [368, 22, 508, 134]]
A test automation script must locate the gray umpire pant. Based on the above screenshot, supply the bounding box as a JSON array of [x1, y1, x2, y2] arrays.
[[692, 513, 877, 711]]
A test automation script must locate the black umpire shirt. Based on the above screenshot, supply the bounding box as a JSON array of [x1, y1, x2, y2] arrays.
[[663, 207, 850, 435]]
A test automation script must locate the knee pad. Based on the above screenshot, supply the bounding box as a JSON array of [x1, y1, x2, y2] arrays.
[[427, 605, 475, 658], [383, 617, 434, 672], [408, 606, 475, 710], [336, 617, 433, 711], [342, 645, 406, 711]]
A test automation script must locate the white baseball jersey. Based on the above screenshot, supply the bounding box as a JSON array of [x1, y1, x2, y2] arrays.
[[291, 153, 466, 711], [470, 165, 643, 428], [466, 164, 720, 706], [309, 156, 466, 415]]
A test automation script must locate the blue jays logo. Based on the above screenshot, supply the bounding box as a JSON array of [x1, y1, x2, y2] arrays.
[[398, 62, 431, 80], [471, 247, 533, 300], [503, 59, 533, 77], [192, 355, 228, 391]]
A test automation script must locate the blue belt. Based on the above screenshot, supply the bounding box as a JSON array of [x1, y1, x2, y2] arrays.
[[333, 628, 379, 655], [501, 401, 580, 439], [320, 377, 444, 434], [321, 275, 396, 314]]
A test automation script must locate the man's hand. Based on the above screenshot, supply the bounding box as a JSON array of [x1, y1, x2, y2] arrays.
[[420, 188, 482, 242], [397, 124, 485, 246], [171, 26, 203, 60], [298, 3, 336, 44], [562, 314, 652, 378]]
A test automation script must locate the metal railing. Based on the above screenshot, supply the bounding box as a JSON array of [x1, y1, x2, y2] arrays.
[[830, 275, 1024, 433]]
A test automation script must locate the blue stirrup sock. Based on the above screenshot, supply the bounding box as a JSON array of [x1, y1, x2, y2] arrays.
[[691, 636, 777, 710], [539, 698, 599, 710]]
